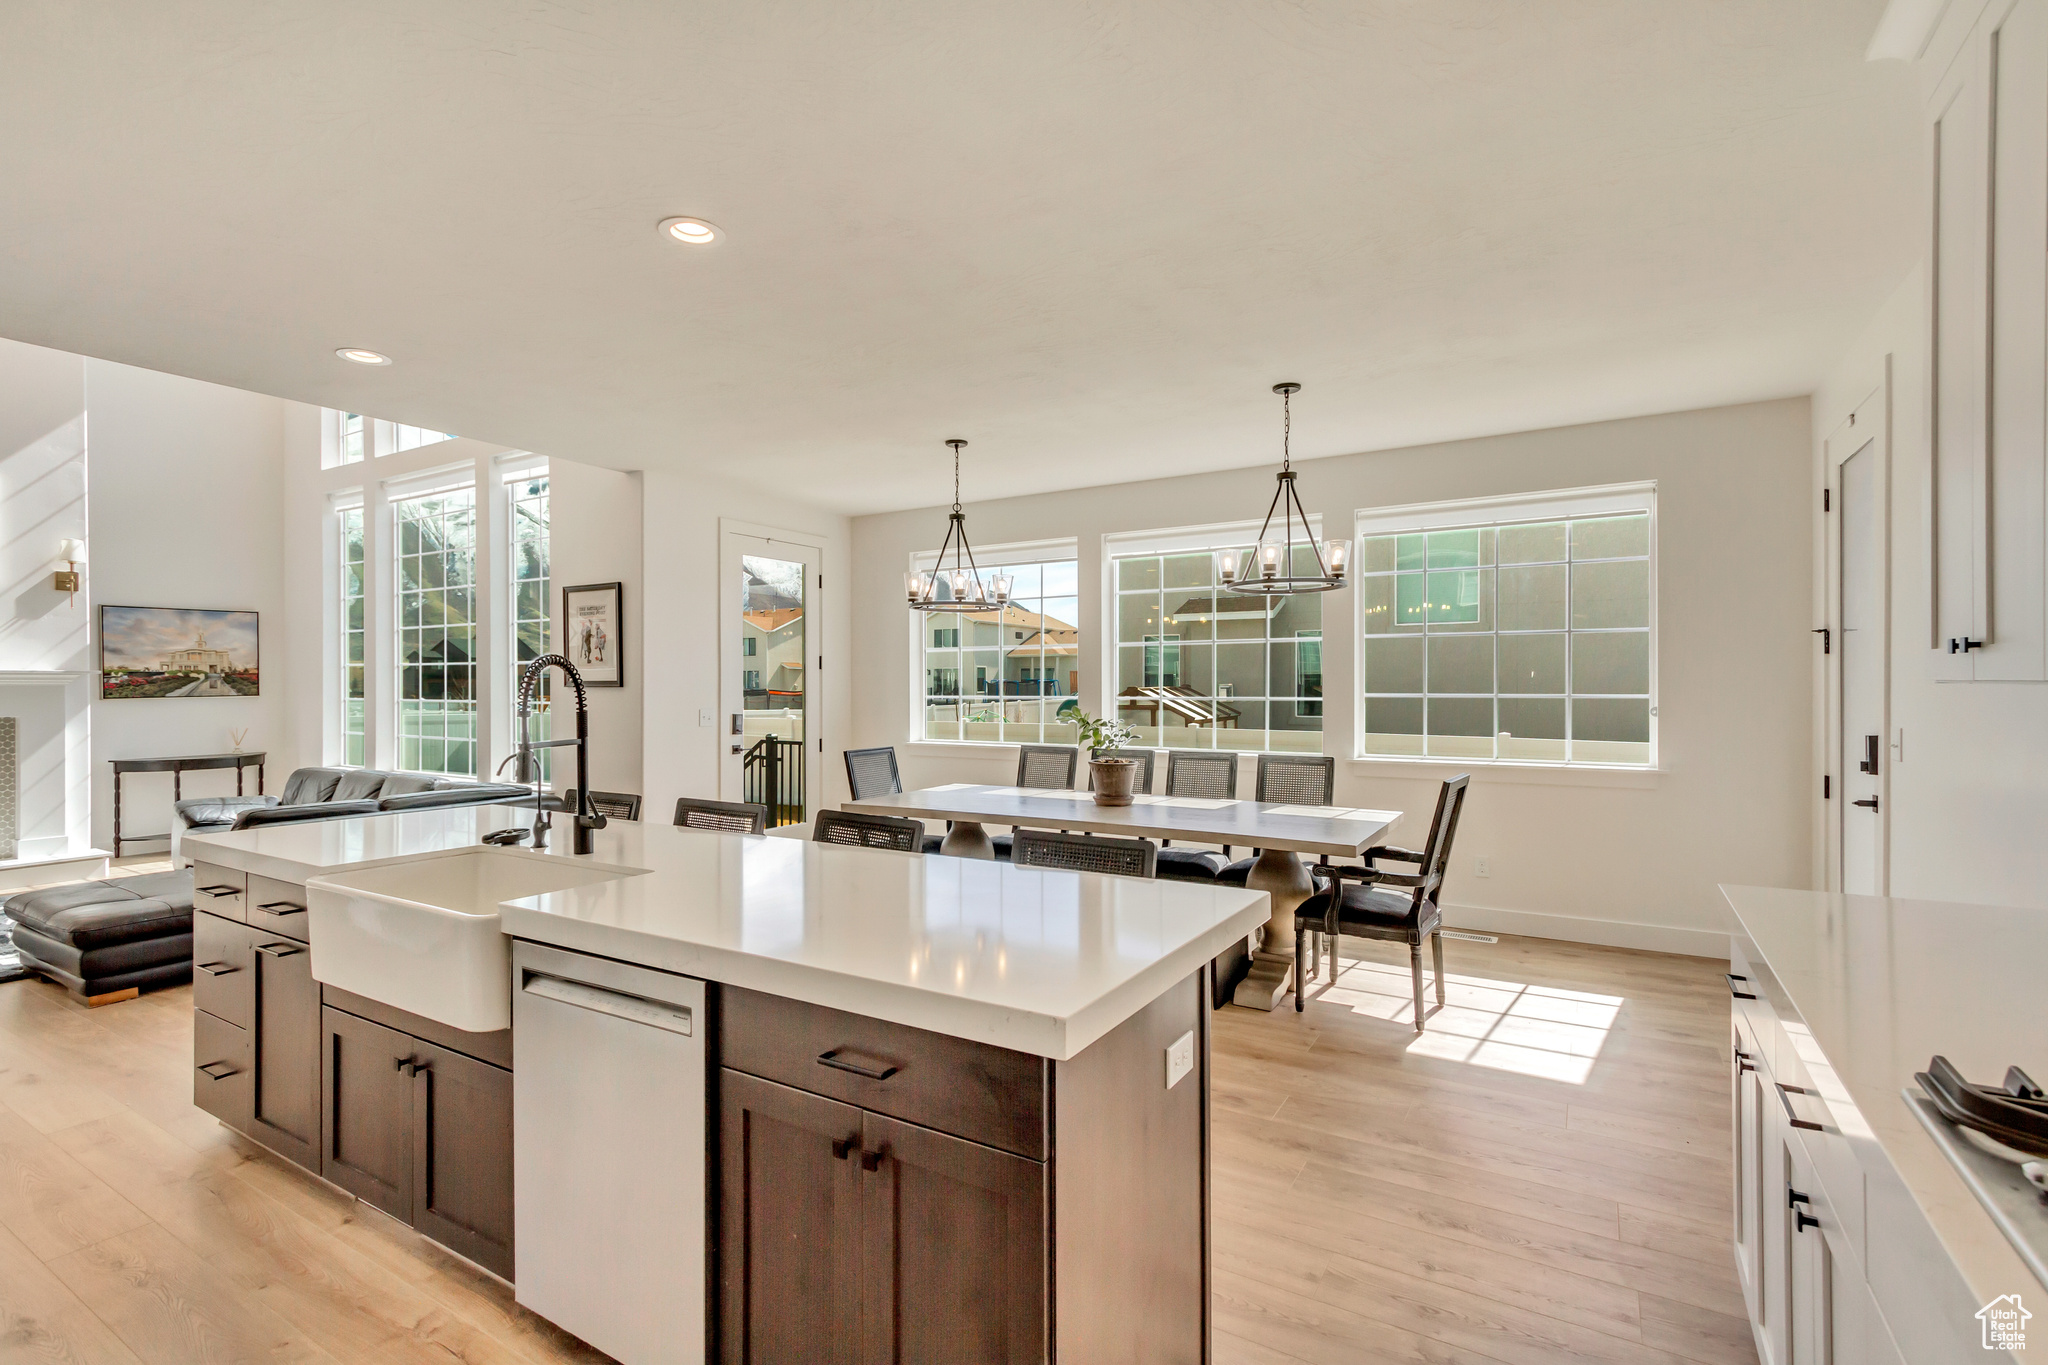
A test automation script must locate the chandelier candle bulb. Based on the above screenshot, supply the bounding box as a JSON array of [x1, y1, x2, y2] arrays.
[[1326, 539, 1349, 577], [1261, 544, 1282, 577]]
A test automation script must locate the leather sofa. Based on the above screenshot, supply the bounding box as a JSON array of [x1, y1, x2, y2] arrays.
[[171, 766, 531, 862]]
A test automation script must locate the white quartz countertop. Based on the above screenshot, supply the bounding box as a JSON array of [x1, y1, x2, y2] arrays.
[[187, 806, 1269, 1060], [1720, 884, 2044, 1302]]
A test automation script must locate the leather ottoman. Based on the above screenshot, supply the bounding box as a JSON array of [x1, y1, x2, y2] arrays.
[[2, 870, 194, 1005]]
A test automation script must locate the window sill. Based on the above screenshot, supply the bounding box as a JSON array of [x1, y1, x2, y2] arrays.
[[906, 740, 1030, 758], [1345, 755, 1661, 789]]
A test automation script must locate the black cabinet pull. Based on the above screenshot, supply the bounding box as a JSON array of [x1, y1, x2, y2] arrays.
[[197, 884, 241, 898], [197, 1061, 239, 1080], [194, 961, 240, 977], [1851, 796, 1879, 811], [1788, 1188, 1810, 1207], [255, 901, 306, 916], [1776, 1081, 1823, 1131], [255, 942, 304, 958], [394, 1056, 423, 1077], [1724, 974, 1756, 1001], [1795, 1211, 1821, 1232], [817, 1050, 899, 1082], [1733, 1045, 1756, 1074], [832, 1137, 856, 1160], [859, 1148, 884, 1172]]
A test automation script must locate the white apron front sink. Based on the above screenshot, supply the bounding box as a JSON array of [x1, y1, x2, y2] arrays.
[[306, 848, 635, 1032]]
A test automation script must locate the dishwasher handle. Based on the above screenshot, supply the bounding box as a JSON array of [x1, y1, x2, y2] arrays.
[[521, 971, 694, 1037]]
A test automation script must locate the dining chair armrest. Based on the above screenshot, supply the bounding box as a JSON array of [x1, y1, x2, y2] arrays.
[[1363, 844, 1426, 865], [1367, 870, 1428, 889], [1310, 861, 1383, 887]]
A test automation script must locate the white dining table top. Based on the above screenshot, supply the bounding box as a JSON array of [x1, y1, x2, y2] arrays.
[[844, 784, 1402, 858]]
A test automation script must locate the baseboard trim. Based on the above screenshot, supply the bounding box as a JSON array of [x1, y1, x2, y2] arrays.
[[0, 850, 113, 894], [1440, 901, 1730, 960]]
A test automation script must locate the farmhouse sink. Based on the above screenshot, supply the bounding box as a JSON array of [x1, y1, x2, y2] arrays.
[[306, 848, 636, 1032]]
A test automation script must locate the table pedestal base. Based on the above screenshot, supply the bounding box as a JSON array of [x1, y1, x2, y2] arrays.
[[939, 820, 996, 859], [1232, 847, 1316, 1011]]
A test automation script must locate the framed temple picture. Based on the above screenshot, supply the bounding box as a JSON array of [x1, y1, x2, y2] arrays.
[[99, 605, 260, 699], [562, 582, 624, 687]]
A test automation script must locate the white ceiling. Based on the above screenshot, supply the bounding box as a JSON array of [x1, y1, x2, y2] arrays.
[[1, 2, 1919, 514]]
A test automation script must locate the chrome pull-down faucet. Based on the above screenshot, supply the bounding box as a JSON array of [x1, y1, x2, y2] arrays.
[[516, 654, 607, 855]]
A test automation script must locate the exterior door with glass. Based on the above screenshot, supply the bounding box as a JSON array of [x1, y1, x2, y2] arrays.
[[721, 528, 821, 827]]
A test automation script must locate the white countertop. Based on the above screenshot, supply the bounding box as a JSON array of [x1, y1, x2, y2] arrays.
[[188, 806, 1269, 1060], [1720, 884, 2044, 1301]]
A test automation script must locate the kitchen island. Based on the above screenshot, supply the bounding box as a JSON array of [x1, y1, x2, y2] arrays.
[[184, 804, 1269, 1365]]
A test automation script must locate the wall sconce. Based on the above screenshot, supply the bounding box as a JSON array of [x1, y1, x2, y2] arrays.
[[54, 539, 84, 605]]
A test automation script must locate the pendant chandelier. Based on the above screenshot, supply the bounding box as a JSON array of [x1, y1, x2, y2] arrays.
[[906, 439, 1013, 613], [1218, 382, 1349, 595]]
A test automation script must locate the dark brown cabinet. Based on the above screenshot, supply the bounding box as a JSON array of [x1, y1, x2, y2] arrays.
[[716, 973, 1206, 1365], [248, 937, 319, 1169], [320, 1006, 515, 1279]]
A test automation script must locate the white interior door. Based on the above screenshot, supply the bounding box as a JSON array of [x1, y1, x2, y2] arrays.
[[1833, 427, 1887, 894], [720, 527, 821, 826]]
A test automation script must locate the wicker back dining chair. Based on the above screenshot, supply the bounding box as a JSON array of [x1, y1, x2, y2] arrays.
[[1254, 754, 1336, 806], [560, 789, 642, 821], [1293, 775, 1470, 1029], [1015, 744, 1080, 789], [1012, 829, 1157, 879], [843, 746, 904, 800], [673, 797, 770, 834], [813, 809, 926, 852], [1154, 751, 1242, 881]]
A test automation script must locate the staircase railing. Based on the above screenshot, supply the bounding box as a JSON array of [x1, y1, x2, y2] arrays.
[[741, 735, 805, 827]]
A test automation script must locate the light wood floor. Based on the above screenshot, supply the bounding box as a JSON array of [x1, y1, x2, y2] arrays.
[[0, 862, 1750, 1365]]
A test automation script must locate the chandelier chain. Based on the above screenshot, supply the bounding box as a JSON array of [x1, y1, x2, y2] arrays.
[[1282, 387, 1291, 473]]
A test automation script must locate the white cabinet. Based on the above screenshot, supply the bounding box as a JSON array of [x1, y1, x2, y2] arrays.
[[1927, 0, 2048, 680]]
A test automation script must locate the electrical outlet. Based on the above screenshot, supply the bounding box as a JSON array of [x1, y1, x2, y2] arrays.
[[698, 709, 714, 728], [1473, 857, 1492, 878], [1165, 1030, 1194, 1089]]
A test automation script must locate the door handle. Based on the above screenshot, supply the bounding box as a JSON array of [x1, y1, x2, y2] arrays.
[[1776, 1081, 1823, 1131], [198, 1061, 239, 1080], [255, 942, 304, 958], [1852, 796, 1879, 811], [817, 1049, 899, 1081], [194, 960, 240, 976], [1724, 974, 1756, 1000]]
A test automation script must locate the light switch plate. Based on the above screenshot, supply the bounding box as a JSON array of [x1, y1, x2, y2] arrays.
[[1165, 1030, 1194, 1089], [698, 709, 714, 728]]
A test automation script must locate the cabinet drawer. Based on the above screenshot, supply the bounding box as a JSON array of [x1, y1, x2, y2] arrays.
[[721, 986, 1048, 1161], [247, 874, 310, 941], [193, 911, 254, 1028], [194, 1008, 252, 1126], [191, 862, 248, 923]]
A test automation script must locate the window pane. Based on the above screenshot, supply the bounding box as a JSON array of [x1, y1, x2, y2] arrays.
[[1215, 642, 1265, 700], [1119, 592, 1163, 641], [1172, 642, 1213, 694], [1396, 534, 1425, 571], [1572, 631, 1649, 695], [1427, 696, 1494, 737], [1424, 570, 1484, 626], [1427, 635, 1494, 694], [1498, 633, 1565, 694], [1499, 697, 1567, 761], [1215, 594, 1271, 640], [1163, 552, 1213, 588], [1497, 564, 1567, 631], [1360, 534, 1400, 574], [1571, 514, 1649, 560], [1362, 635, 1423, 693], [1363, 695, 1424, 756], [1425, 528, 1483, 569], [1361, 577, 1401, 635], [1163, 590, 1215, 641], [1574, 697, 1650, 744], [1118, 556, 1160, 590], [1497, 521, 1566, 564], [1571, 560, 1649, 629], [1042, 561, 1077, 595]]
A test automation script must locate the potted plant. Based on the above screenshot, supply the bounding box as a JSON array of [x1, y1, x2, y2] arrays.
[[1067, 710, 1143, 806]]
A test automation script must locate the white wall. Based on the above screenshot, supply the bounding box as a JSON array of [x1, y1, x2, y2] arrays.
[[84, 358, 292, 850], [851, 399, 1815, 955], [1814, 267, 2048, 908], [548, 461, 644, 795]]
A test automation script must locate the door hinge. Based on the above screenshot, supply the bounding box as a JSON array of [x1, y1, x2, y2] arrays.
[[817, 574, 824, 589], [818, 738, 823, 753], [1823, 488, 1830, 513], [1812, 627, 1830, 654], [1824, 775, 1831, 800]]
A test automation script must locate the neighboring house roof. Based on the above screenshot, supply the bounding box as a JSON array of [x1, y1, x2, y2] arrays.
[[744, 608, 805, 632]]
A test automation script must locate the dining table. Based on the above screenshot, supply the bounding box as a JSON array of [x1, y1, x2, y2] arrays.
[[841, 783, 1403, 1010]]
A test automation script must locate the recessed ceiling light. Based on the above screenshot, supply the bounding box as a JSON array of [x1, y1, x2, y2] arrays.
[[336, 348, 391, 366], [658, 216, 721, 245]]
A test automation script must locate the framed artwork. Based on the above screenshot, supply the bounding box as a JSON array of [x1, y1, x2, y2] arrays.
[[562, 582, 624, 687], [99, 605, 260, 699]]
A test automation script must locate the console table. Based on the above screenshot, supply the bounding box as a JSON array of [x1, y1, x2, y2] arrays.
[[109, 752, 265, 857]]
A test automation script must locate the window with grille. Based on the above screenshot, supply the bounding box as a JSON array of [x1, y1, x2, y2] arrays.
[[917, 553, 1079, 744], [1358, 486, 1655, 766], [394, 485, 478, 776], [507, 470, 550, 782], [339, 504, 365, 764], [1110, 538, 1325, 754]]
